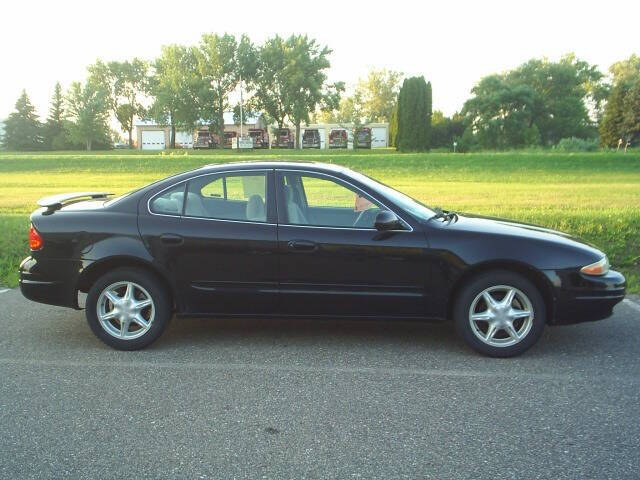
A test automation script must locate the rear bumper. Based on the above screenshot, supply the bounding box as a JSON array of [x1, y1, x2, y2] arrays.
[[19, 256, 81, 309], [543, 269, 626, 325]]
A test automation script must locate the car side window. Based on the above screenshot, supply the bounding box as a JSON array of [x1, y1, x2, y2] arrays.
[[281, 173, 382, 229], [185, 173, 267, 222], [149, 184, 185, 215]]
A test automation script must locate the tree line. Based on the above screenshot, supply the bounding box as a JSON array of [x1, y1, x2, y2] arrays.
[[457, 54, 640, 151], [1, 35, 639, 152], [1, 34, 344, 151]]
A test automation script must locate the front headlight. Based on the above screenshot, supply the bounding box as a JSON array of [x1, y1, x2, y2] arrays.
[[580, 256, 610, 276]]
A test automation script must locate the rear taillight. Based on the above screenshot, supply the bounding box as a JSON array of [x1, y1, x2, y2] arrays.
[[29, 224, 43, 250]]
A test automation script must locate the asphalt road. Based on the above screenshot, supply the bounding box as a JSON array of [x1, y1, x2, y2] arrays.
[[1, 288, 639, 480]]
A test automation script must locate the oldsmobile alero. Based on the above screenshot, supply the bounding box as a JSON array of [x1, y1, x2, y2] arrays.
[[19, 162, 626, 356]]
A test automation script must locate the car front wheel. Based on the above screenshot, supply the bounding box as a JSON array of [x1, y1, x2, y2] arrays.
[[85, 268, 171, 350], [453, 270, 546, 357]]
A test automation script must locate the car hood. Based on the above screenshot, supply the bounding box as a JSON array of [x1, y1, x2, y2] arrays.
[[439, 213, 604, 257]]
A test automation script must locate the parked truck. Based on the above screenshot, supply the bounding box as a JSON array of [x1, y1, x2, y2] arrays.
[[329, 129, 348, 149], [248, 128, 269, 148], [271, 128, 295, 148], [222, 131, 237, 148], [354, 127, 372, 149], [193, 129, 216, 149], [302, 129, 321, 149]]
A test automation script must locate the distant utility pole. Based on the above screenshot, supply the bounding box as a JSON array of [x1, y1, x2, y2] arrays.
[[239, 75, 244, 138]]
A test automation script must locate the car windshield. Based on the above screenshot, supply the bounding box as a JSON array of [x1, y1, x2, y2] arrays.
[[349, 170, 436, 221]]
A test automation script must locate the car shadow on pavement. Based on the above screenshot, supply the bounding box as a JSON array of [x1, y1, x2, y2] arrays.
[[19, 300, 636, 360], [155, 316, 462, 351]]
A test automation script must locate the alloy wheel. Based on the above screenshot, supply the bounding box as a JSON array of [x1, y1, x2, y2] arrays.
[[97, 281, 155, 340], [468, 285, 534, 348]]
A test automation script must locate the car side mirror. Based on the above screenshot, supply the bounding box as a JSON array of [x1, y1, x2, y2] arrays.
[[374, 210, 403, 231]]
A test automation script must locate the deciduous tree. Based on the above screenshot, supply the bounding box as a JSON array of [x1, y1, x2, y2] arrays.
[[196, 34, 257, 141], [462, 54, 603, 149], [65, 80, 111, 151], [252, 35, 290, 131], [89, 59, 148, 147], [357, 68, 402, 123], [314, 68, 402, 126], [599, 55, 640, 147], [430, 111, 465, 149], [462, 75, 536, 149], [147, 45, 202, 148], [253, 34, 343, 148]]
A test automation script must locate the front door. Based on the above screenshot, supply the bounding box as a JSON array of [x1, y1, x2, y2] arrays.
[[140, 169, 278, 315], [275, 170, 428, 317]]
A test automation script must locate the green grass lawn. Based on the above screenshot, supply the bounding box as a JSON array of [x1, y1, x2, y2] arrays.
[[1, 148, 639, 292]]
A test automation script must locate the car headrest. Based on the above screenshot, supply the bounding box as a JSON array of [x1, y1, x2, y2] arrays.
[[246, 194, 266, 222], [153, 197, 180, 214]]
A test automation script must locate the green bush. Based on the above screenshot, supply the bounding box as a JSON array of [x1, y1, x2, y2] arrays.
[[556, 137, 600, 152]]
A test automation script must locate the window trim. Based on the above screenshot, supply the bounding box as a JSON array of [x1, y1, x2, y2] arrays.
[[276, 169, 413, 232], [147, 169, 276, 225]]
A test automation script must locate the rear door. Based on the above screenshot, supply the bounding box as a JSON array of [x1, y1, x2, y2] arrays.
[[139, 169, 278, 315], [275, 170, 428, 317]]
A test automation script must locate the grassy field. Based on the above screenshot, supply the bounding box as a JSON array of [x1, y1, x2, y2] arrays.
[[1, 149, 639, 292]]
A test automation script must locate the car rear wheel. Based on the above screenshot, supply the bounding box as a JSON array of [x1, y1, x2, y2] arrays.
[[453, 270, 546, 357], [85, 268, 171, 350]]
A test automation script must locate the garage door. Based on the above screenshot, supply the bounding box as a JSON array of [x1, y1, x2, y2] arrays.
[[371, 127, 387, 148], [141, 130, 166, 150], [175, 131, 193, 149]]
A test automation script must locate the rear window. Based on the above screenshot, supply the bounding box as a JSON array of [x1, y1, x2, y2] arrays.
[[184, 173, 268, 222], [149, 184, 185, 215]]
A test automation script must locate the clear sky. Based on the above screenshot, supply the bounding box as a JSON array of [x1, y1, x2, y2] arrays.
[[1, 0, 639, 123]]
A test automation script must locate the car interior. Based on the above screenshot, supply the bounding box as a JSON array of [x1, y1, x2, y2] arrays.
[[149, 171, 383, 228], [280, 173, 380, 228], [150, 174, 267, 223]]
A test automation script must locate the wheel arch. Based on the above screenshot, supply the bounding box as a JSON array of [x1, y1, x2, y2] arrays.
[[446, 260, 555, 324], [77, 256, 177, 309]]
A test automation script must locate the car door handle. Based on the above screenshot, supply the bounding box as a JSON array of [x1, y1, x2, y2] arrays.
[[160, 234, 184, 245], [287, 240, 318, 252]]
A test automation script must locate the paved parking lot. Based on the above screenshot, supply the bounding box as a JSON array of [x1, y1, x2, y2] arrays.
[[1, 288, 639, 479]]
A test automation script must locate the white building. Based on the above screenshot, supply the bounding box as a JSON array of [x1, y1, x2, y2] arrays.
[[135, 112, 264, 150]]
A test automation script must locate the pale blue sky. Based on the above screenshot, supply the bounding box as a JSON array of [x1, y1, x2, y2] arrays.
[[1, 0, 638, 124]]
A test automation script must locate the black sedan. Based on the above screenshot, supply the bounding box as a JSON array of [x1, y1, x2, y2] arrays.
[[19, 162, 626, 357]]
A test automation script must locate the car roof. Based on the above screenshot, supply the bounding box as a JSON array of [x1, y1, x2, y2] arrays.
[[200, 161, 351, 174]]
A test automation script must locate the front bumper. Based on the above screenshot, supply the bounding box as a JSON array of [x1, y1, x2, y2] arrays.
[[19, 256, 81, 309], [543, 269, 626, 325]]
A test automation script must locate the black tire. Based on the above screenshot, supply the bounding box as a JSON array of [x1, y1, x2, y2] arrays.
[[453, 270, 546, 358], [85, 268, 172, 350]]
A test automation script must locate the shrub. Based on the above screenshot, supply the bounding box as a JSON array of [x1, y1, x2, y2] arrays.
[[556, 137, 600, 152]]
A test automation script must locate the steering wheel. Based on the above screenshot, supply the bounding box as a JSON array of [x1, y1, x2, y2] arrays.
[[353, 208, 379, 228]]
